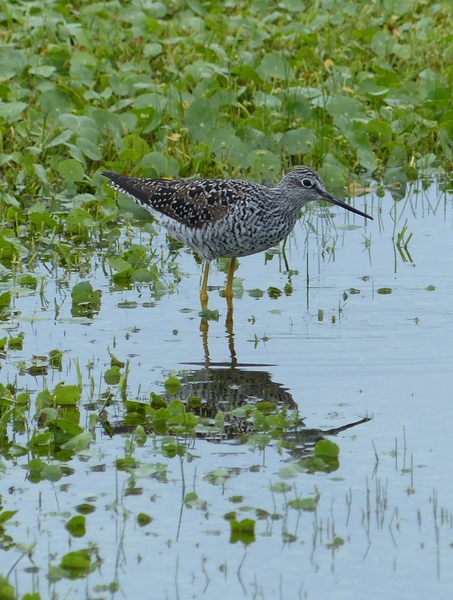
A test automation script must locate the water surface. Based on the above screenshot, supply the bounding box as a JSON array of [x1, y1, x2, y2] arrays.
[[2, 179, 452, 599]]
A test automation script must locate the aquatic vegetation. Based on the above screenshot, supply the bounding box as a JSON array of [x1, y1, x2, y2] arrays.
[[0, 0, 452, 598]]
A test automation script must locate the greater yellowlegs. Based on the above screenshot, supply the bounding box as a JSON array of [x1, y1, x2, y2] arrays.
[[102, 168, 372, 307]]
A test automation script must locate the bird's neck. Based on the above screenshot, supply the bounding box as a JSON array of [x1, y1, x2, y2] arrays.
[[270, 184, 309, 218]]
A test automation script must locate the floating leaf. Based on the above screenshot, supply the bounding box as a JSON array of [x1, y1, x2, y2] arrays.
[[326, 96, 367, 123], [0, 101, 27, 122], [109, 258, 134, 281], [116, 456, 137, 471], [314, 439, 340, 458], [54, 384, 81, 406], [280, 128, 316, 155], [58, 159, 85, 182], [0, 292, 11, 309], [300, 455, 339, 474], [65, 515, 86, 537], [61, 432, 92, 452], [71, 282, 101, 307], [247, 150, 281, 178], [165, 376, 181, 395], [137, 513, 153, 527], [0, 577, 15, 599], [104, 366, 121, 385], [76, 137, 102, 161], [60, 549, 91, 572], [185, 98, 219, 141], [141, 152, 179, 177], [39, 89, 71, 114], [152, 407, 172, 435], [258, 53, 294, 81]]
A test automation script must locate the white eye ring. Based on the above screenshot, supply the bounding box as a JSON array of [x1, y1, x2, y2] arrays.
[[301, 178, 313, 187]]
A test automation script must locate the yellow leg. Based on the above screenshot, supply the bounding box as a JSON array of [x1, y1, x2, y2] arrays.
[[225, 257, 236, 312], [200, 262, 210, 309]]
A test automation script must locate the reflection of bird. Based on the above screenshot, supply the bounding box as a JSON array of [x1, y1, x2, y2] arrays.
[[283, 417, 371, 457], [168, 366, 297, 440], [173, 366, 297, 411], [102, 168, 372, 307]]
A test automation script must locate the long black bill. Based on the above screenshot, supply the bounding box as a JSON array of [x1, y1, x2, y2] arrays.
[[320, 190, 373, 220]]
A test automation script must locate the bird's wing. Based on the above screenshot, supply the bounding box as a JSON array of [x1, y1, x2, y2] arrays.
[[104, 173, 260, 229]]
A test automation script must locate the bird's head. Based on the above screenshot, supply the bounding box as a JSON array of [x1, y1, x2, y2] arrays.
[[280, 167, 373, 220]]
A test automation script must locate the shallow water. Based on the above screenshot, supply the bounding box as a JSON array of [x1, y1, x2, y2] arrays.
[[2, 179, 453, 599]]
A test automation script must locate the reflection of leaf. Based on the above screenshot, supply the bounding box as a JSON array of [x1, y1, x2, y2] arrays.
[[205, 468, 231, 485], [230, 518, 256, 545], [8, 333, 24, 350], [279, 464, 301, 479], [249, 288, 264, 298], [326, 536, 345, 549], [184, 492, 209, 510], [269, 482, 291, 493], [245, 433, 271, 451], [289, 497, 318, 512], [130, 463, 167, 479], [255, 401, 277, 414], [49, 350, 63, 370]]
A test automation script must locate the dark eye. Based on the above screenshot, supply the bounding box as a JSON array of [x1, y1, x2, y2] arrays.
[[301, 178, 313, 188]]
